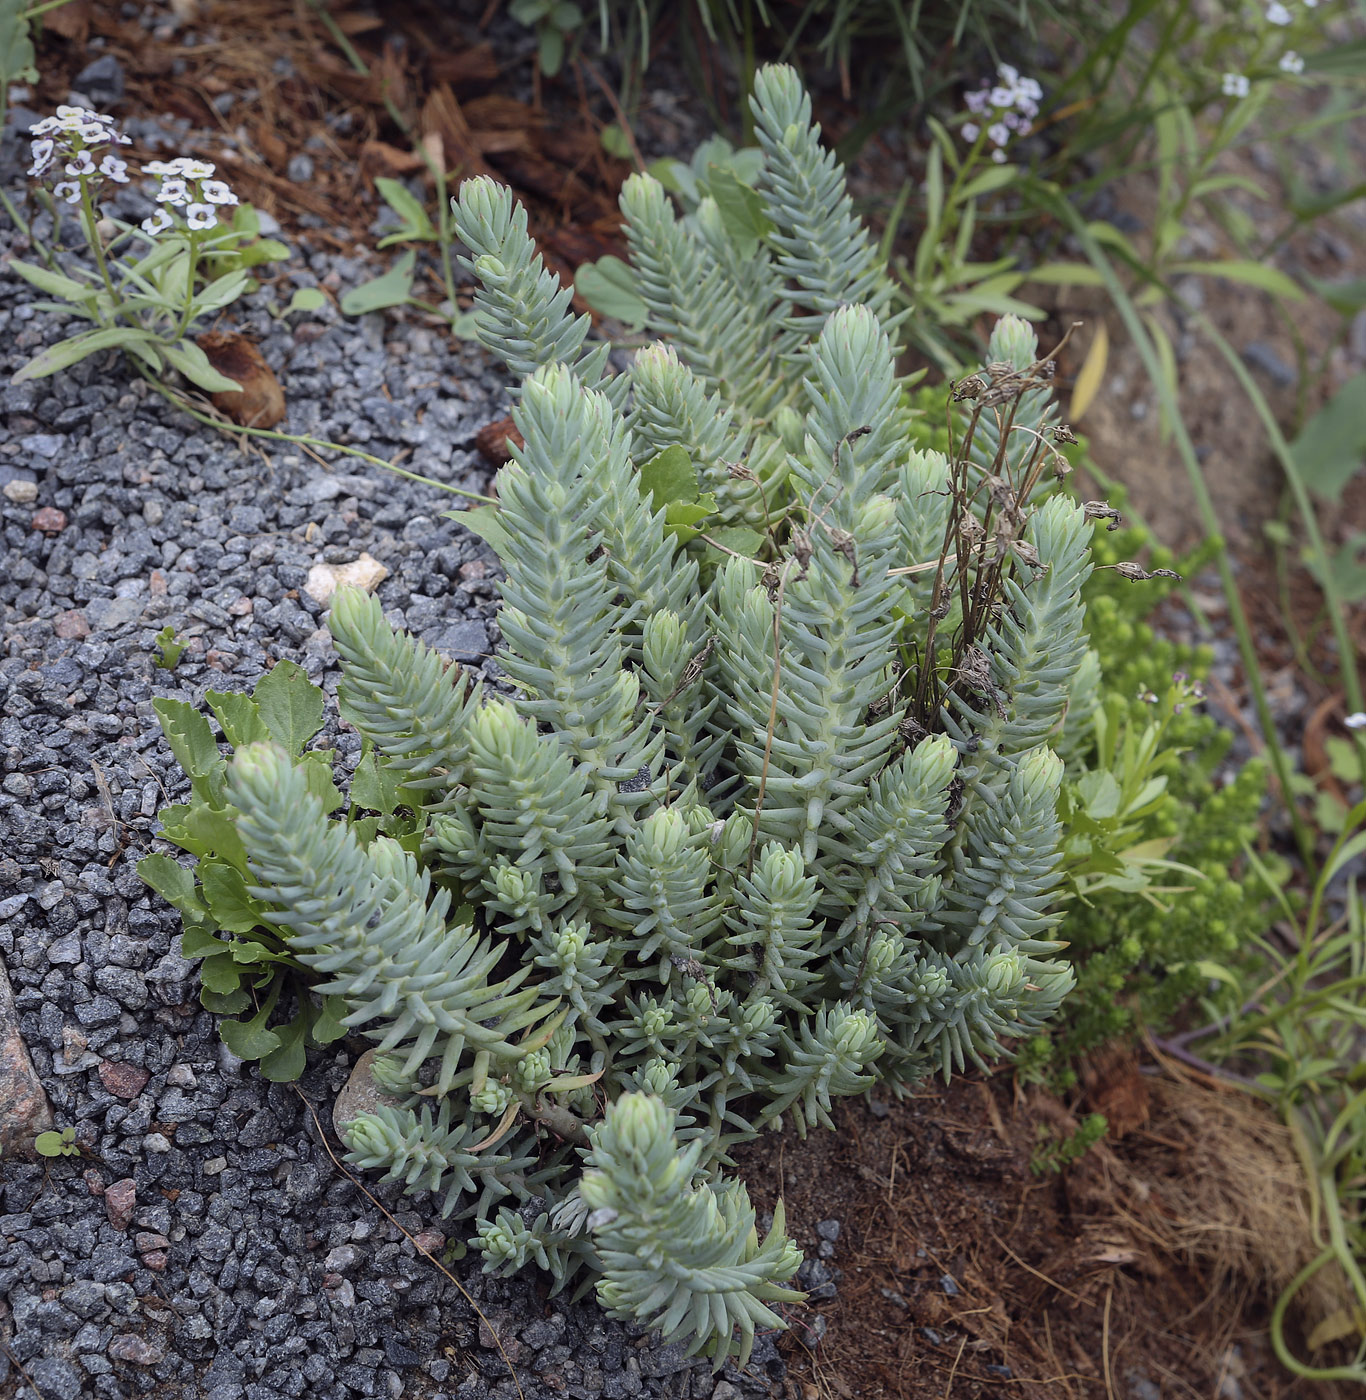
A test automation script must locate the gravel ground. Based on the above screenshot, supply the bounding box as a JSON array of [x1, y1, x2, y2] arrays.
[[0, 186, 813, 1399]]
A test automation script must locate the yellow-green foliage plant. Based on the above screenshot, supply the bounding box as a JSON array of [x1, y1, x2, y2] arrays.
[[146, 65, 1136, 1363]]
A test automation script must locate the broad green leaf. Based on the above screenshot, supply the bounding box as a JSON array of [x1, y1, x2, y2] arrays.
[[157, 803, 211, 858], [663, 493, 717, 543], [340, 250, 416, 316], [1309, 275, 1366, 316], [1025, 262, 1108, 288], [152, 698, 225, 804], [201, 859, 266, 934], [1170, 259, 1304, 301], [639, 445, 699, 509], [220, 1011, 283, 1061], [351, 750, 405, 816], [182, 802, 249, 872], [12, 326, 159, 382], [310, 995, 350, 1046], [299, 749, 344, 814], [1303, 39, 1366, 75], [537, 26, 565, 77], [194, 269, 250, 314], [575, 256, 648, 330], [706, 165, 774, 255], [207, 690, 270, 748], [181, 923, 228, 959], [958, 165, 1017, 203], [1075, 770, 1122, 821], [253, 659, 324, 755], [138, 853, 205, 918], [707, 526, 765, 559], [163, 339, 243, 394], [259, 1014, 308, 1081], [287, 286, 328, 314], [600, 123, 632, 160], [375, 177, 436, 245], [8, 259, 95, 303], [1288, 372, 1366, 502], [201, 985, 251, 1014], [228, 940, 285, 965], [199, 952, 244, 995], [454, 503, 514, 562]]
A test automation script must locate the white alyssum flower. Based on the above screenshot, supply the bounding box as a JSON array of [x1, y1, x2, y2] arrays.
[[64, 152, 96, 177], [99, 154, 129, 182], [1279, 50, 1305, 73], [1266, 1, 1292, 23], [200, 179, 238, 205], [141, 208, 174, 236], [1222, 72, 1251, 97], [1345, 712, 1366, 730], [177, 159, 216, 180], [961, 122, 980, 142], [27, 138, 54, 176], [184, 202, 217, 230], [156, 178, 191, 207], [52, 181, 81, 205]]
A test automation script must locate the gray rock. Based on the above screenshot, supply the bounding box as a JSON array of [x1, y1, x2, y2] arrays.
[[0, 959, 53, 1153], [74, 54, 125, 103], [332, 1048, 405, 1135], [25, 1357, 84, 1400]]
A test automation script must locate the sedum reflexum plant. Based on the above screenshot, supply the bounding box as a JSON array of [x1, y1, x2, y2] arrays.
[[147, 65, 1137, 1363]]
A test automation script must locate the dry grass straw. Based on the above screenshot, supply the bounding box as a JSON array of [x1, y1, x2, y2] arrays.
[[1103, 1071, 1345, 1342]]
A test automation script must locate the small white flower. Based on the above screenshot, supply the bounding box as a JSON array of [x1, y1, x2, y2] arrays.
[[1279, 50, 1305, 73], [1346, 712, 1366, 730], [156, 178, 191, 206], [143, 160, 183, 176], [27, 138, 54, 176], [64, 152, 96, 176], [988, 121, 1011, 147], [965, 88, 989, 114], [1222, 72, 1251, 97], [99, 154, 129, 183], [78, 120, 113, 144], [52, 181, 81, 205], [184, 202, 217, 230], [141, 208, 174, 236], [30, 115, 62, 136], [961, 121, 980, 142], [989, 85, 1015, 109], [1017, 76, 1043, 102], [998, 63, 1020, 86], [177, 159, 216, 179], [1266, 1, 1291, 22], [200, 179, 237, 205], [991, 148, 1007, 164]]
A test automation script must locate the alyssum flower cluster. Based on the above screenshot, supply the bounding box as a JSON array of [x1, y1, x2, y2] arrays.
[[961, 63, 1043, 163], [26, 105, 238, 237]]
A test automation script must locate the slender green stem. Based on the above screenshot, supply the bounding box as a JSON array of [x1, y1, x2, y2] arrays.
[[0, 188, 31, 243], [173, 231, 201, 340], [20, 0, 78, 18], [77, 176, 120, 314], [136, 369, 497, 505]]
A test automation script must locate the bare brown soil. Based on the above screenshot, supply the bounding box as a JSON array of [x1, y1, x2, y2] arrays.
[[737, 1061, 1356, 1400]]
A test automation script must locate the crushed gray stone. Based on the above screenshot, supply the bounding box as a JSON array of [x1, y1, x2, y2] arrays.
[[0, 172, 796, 1400]]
